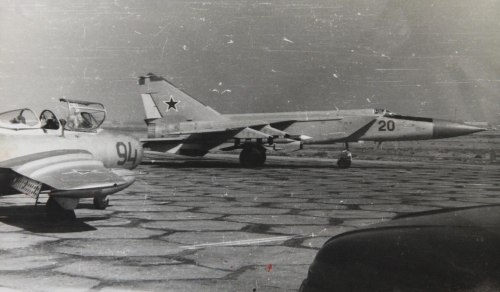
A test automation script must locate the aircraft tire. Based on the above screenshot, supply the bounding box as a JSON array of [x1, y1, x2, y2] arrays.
[[337, 157, 352, 169], [93, 196, 109, 210], [239, 147, 266, 168], [260, 151, 267, 164], [46, 197, 76, 221], [256, 146, 267, 165]]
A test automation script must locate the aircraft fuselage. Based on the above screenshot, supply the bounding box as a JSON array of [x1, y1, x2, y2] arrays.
[[225, 110, 482, 143], [0, 129, 142, 170]]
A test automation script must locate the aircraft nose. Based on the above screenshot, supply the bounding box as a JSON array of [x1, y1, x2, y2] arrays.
[[433, 119, 486, 139]]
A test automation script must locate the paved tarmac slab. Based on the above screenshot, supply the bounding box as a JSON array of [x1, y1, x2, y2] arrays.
[[0, 155, 499, 291]]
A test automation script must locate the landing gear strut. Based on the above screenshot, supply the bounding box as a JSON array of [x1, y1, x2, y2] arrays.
[[93, 196, 109, 210], [337, 142, 352, 169], [46, 197, 76, 221], [239, 146, 267, 168]]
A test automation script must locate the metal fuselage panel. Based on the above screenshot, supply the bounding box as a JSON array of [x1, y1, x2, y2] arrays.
[[226, 111, 436, 142], [359, 116, 434, 141], [225, 109, 370, 121], [0, 129, 143, 170]]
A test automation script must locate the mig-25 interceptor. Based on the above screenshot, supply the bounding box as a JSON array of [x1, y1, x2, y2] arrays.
[[139, 73, 484, 168], [0, 99, 143, 220]]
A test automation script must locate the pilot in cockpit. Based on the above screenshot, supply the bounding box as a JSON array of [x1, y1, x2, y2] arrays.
[[68, 108, 81, 129], [40, 111, 60, 130], [10, 115, 26, 124], [79, 112, 93, 128], [67, 108, 93, 129]]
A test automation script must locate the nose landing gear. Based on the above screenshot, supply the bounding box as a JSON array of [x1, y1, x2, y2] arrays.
[[337, 143, 352, 169], [93, 196, 109, 210]]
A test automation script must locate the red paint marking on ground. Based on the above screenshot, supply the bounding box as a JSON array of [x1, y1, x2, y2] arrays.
[[230, 265, 233, 269], [267, 264, 273, 272]]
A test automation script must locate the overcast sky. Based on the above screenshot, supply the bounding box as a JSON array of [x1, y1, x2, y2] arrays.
[[1, 0, 499, 124]]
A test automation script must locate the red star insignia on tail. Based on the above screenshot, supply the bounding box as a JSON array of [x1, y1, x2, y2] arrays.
[[164, 97, 180, 112]]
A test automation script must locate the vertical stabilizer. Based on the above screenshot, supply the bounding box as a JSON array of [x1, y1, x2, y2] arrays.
[[139, 73, 226, 124]]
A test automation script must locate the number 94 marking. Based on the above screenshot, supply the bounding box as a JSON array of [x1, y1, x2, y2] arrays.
[[116, 142, 138, 165], [378, 120, 395, 131]]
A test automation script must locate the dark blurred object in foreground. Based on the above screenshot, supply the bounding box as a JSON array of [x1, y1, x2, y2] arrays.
[[300, 205, 500, 292]]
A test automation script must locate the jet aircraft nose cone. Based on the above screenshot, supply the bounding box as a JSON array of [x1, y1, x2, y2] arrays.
[[433, 119, 486, 139]]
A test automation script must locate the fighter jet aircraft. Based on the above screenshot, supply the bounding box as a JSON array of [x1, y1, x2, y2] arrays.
[[0, 99, 143, 220], [139, 73, 485, 168]]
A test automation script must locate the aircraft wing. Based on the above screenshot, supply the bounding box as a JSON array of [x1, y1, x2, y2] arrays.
[[0, 149, 129, 197], [140, 120, 274, 146], [141, 125, 274, 155]]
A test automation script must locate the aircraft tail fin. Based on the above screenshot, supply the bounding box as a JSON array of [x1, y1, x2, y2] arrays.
[[138, 73, 225, 124]]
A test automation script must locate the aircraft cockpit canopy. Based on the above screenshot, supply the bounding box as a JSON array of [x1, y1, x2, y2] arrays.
[[0, 109, 41, 130], [374, 109, 396, 116], [40, 110, 60, 130], [60, 98, 106, 132]]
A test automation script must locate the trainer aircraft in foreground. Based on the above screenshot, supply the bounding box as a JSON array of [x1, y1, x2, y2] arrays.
[[139, 73, 485, 168], [0, 99, 143, 220]]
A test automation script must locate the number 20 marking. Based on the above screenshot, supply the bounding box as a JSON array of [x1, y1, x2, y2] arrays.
[[378, 120, 395, 131], [116, 142, 138, 165]]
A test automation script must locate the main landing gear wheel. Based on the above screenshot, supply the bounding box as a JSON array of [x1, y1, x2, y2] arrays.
[[239, 147, 267, 168], [93, 196, 109, 210], [46, 197, 76, 221], [337, 157, 352, 169]]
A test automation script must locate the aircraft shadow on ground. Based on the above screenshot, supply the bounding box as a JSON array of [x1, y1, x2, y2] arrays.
[[0, 204, 100, 233], [141, 159, 412, 170], [142, 160, 339, 169]]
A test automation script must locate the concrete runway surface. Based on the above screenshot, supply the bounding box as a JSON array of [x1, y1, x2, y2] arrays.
[[0, 155, 499, 292]]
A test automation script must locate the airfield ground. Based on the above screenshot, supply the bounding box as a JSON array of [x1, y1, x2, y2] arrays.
[[0, 131, 499, 291]]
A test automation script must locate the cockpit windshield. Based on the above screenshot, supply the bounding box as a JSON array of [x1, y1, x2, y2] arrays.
[[0, 109, 41, 130], [60, 98, 106, 132]]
